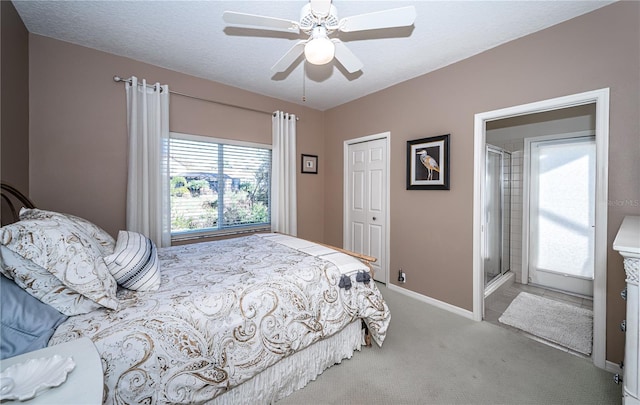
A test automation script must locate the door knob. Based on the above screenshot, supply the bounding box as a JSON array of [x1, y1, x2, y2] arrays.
[[372, 217, 377, 221]]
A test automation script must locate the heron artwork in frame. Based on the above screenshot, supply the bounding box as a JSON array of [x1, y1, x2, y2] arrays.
[[406, 134, 450, 190]]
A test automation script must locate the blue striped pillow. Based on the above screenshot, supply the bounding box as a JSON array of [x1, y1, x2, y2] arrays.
[[105, 231, 160, 291]]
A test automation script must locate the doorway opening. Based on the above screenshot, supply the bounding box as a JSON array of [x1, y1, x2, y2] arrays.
[[472, 89, 609, 369]]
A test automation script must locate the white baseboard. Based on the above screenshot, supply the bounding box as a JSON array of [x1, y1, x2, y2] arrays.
[[387, 284, 474, 320], [605, 360, 623, 375]]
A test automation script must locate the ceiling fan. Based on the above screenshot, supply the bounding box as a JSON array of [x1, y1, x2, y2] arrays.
[[223, 0, 416, 74]]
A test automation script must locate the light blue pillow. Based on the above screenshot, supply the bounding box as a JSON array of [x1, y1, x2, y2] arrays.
[[0, 275, 68, 359]]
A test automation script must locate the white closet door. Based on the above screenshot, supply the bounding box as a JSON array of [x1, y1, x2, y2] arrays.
[[346, 138, 388, 283]]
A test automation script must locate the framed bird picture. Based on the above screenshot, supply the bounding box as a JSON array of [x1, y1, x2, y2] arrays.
[[406, 134, 450, 190]]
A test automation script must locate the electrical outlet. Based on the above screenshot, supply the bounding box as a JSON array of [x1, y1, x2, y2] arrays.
[[398, 269, 406, 283]]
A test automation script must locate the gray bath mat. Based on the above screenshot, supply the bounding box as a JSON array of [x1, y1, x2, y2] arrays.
[[499, 292, 593, 355]]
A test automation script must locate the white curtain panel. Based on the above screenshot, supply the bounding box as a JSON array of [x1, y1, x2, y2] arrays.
[[271, 111, 298, 236], [125, 76, 171, 247]]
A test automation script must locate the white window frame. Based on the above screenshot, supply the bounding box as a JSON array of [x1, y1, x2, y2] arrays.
[[169, 132, 272, 241]]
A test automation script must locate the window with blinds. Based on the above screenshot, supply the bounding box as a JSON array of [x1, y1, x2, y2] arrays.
[[169, 133, 271, 239]]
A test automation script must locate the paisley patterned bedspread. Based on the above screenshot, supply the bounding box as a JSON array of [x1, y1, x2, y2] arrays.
[[49, 234, 390, 404]]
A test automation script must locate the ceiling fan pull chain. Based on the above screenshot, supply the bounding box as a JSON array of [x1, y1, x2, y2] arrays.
[[302, 62, 307, 102]]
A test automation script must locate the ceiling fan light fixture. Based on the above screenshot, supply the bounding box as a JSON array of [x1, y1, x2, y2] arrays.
[[225, 3, 417, 74], [304, 36, 335, 65]]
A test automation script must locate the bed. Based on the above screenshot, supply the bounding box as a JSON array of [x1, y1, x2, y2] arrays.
[[0, 183, 391, 404]]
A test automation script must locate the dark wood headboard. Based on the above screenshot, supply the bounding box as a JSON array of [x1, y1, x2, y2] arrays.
[[1, 183, 36, 226]]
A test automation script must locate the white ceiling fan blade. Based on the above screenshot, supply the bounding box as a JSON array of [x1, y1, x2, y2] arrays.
[[223, 11, 300, 34], [271, 41, 307, 73], [338, 6, 416, 33], [310, 0, 332, 18], [332, 39, 363, 73]]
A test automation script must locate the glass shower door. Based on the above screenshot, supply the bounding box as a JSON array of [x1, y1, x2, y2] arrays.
[[484, 146, 511, 287], [485, 148, 503, 285]]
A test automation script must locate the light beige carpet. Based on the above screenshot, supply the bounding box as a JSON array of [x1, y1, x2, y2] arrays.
[[499, 291, 593, 355], [278, 285, 618, 405]]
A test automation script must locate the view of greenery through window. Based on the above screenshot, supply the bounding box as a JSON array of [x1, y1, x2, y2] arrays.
[[169, 137, 271, 234]]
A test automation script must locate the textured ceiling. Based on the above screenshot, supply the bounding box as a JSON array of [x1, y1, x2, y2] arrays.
[[13, 1, 615, 111]]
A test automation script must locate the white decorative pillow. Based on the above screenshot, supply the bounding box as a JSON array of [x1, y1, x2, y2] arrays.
[[0, 218, 119, 310], [0, 245, 101, 315], [19, 208, 116, 255], [104, 231, 161, 291]]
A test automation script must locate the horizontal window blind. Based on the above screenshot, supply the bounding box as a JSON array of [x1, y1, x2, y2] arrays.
[[169, 136, 271, 237]]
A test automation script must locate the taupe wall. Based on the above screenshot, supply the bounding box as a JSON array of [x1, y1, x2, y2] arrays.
[[323, 1, 639, 363], [1, 0, 30, 222], [486, 104, 596, 141], [28, 35, 326, 242]]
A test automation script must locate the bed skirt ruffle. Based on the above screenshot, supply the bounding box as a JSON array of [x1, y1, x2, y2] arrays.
[[211, 320, 363, 404]]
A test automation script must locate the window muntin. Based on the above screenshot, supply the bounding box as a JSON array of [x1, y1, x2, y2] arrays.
[[169, 133, 271, 238]]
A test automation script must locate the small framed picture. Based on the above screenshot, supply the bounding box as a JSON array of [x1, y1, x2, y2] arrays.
[[407, 134, 450, 190], [301, 154, 318, 174]]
